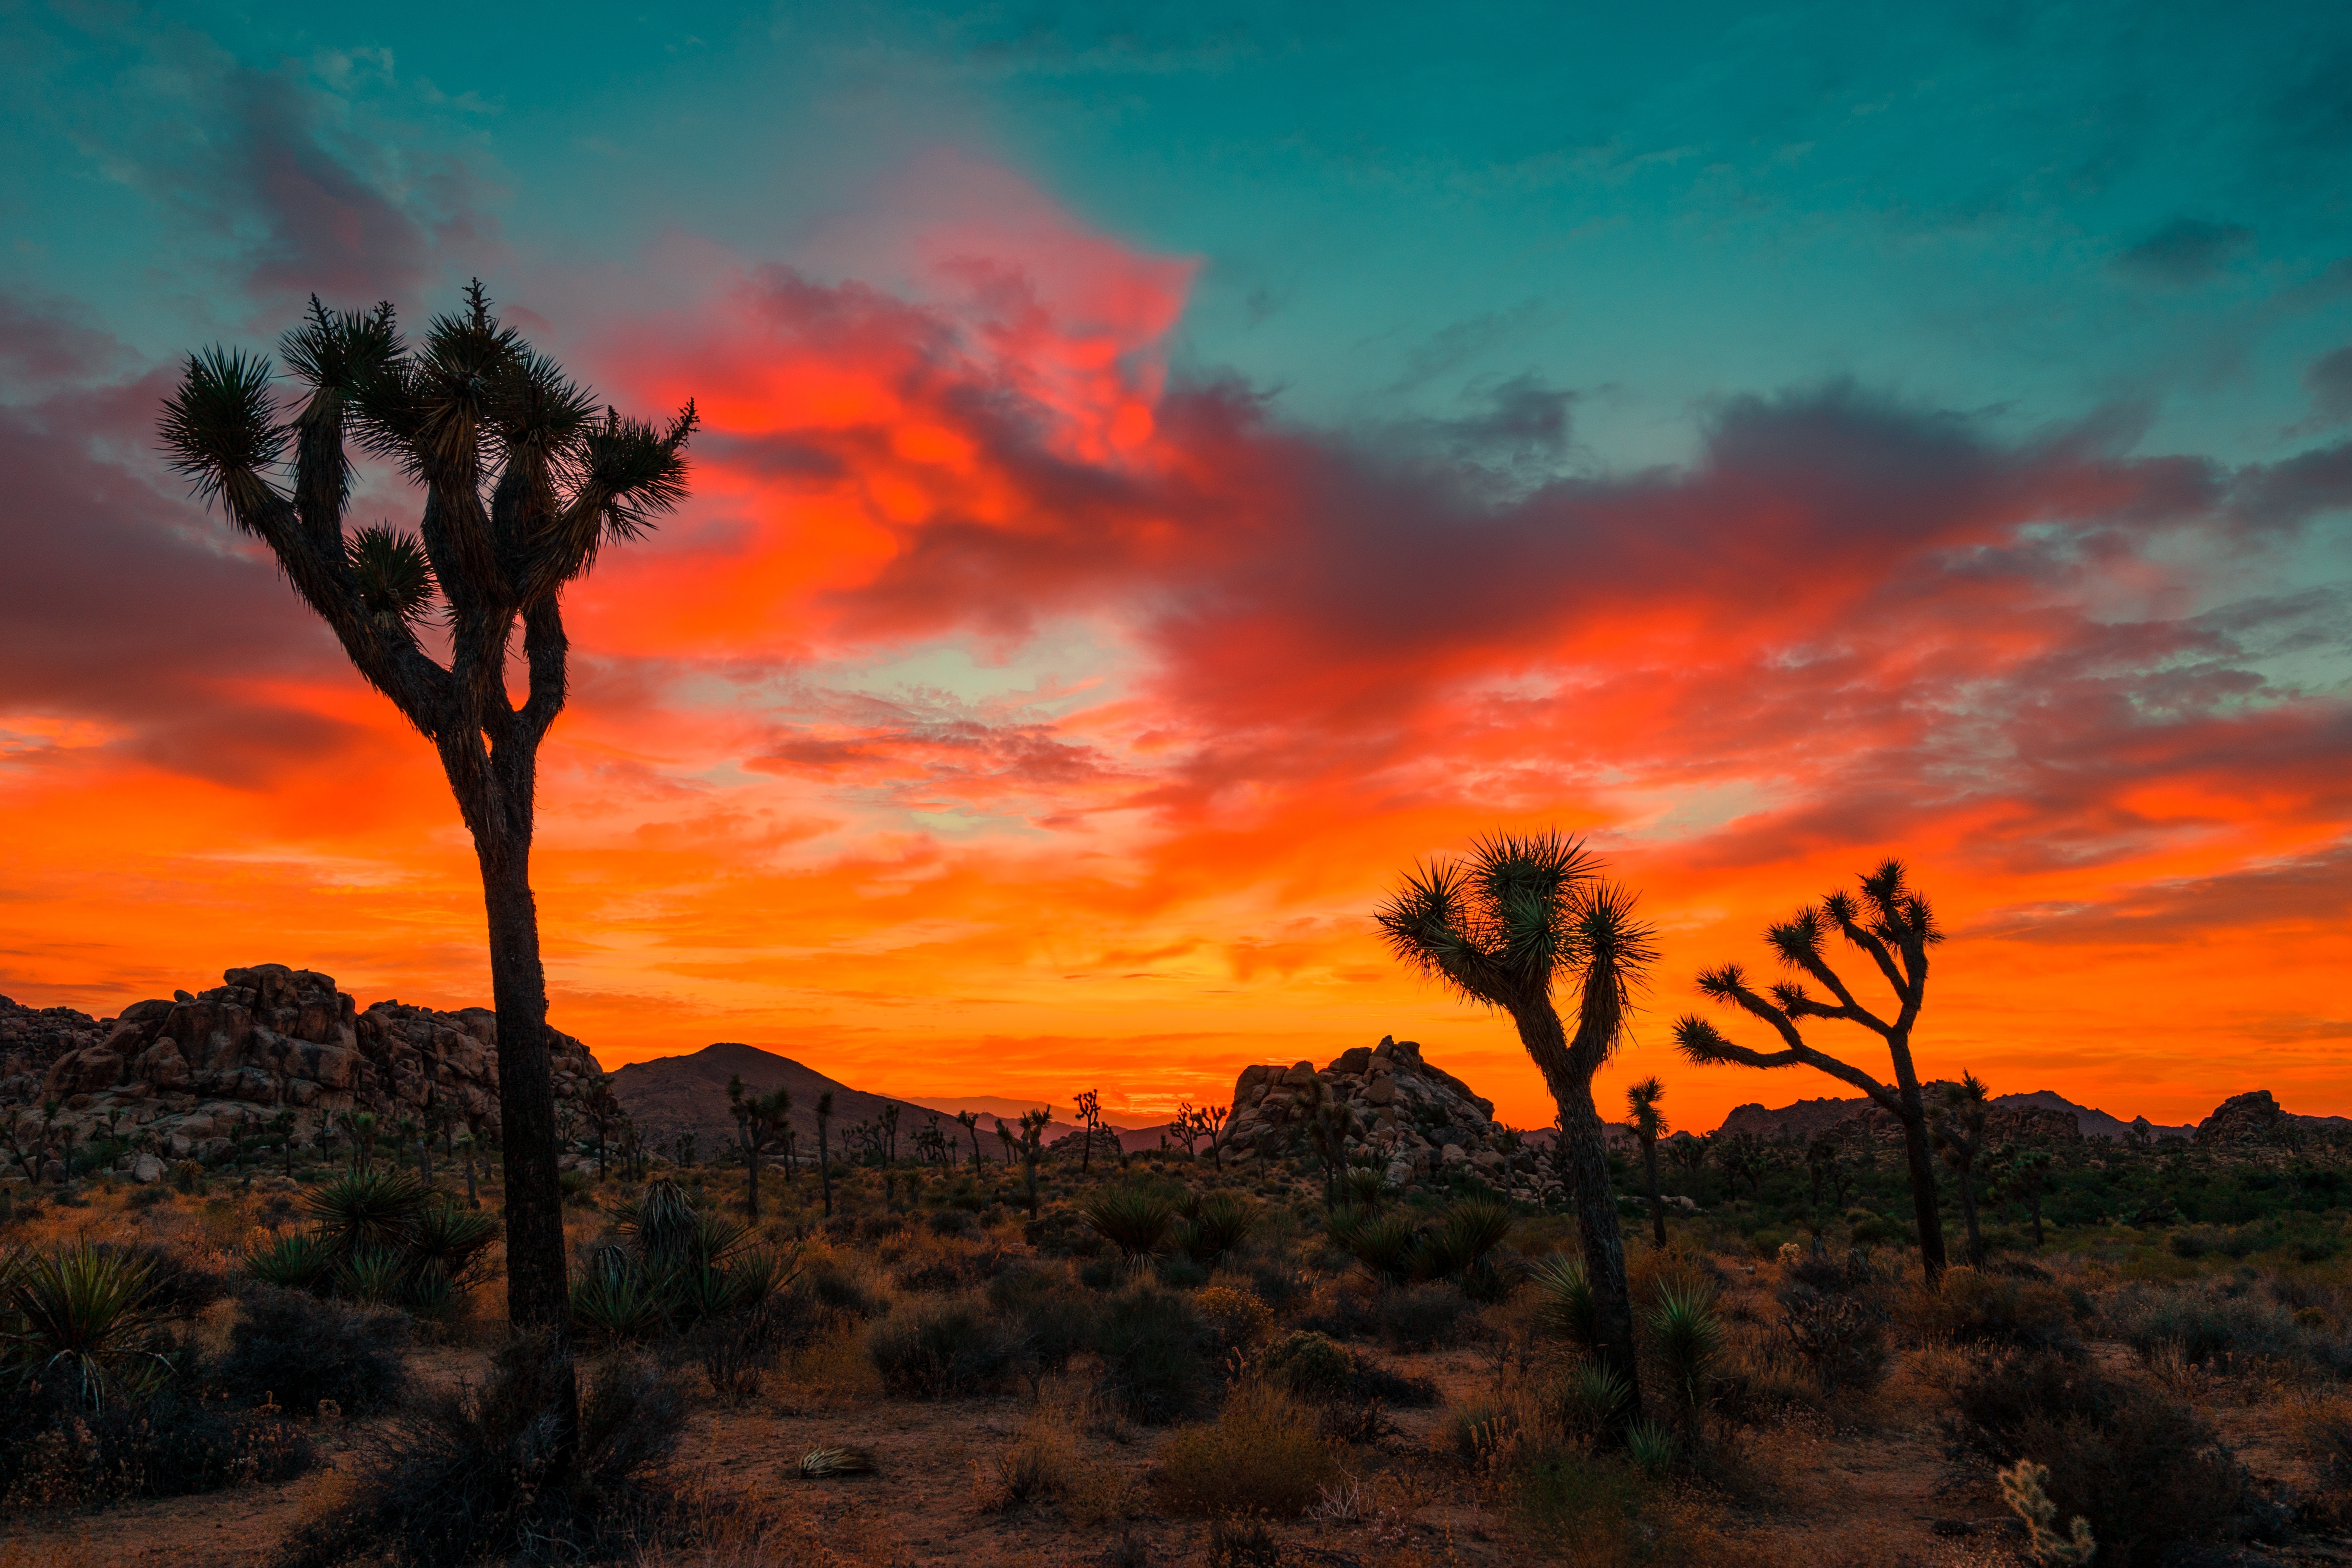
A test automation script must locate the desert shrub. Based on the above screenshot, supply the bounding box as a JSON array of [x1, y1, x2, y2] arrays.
[[2292, 1393, 2352, 1492], [1194, 1285, 1274, 1353], [1508, 1439, 1653, 1543], [1377, 1280, 1475, 1350], [1294, 1274, 1381, 1341], [1156, 1381, 1337, 1517], [1911, 1266, 2081, 1354], [927, 1209, 978, 1238], [987, 1269, 1101, 1376], [279, 1335, 686, 1567], [1261, 1329, 1437, 1410], [2, 1243, 176, 1403], [245, 1230, 336, 1293], [1944, 1350, 2247, 1564], [1530, 1253, 1598, 1351], [0, 1376, 313, 1513], [1023, 1207, 1103, 1259], [1094, 1284, 1210, 1423], [800, 1255, 884, 1319], [1153, 1254, 1210, 1289], [1776, 1287, 1888, 1393], [893, 1257, 971, 1294], [866, 1300, 1017, 1398], [127, 1185, 171, 1211], [1181, 1193, 1259, 1267], [216, 1287, 410, 1417], [2105, 1279, 2352, 1377], [91, 1243, 225, 1321], [1079, 1187, 1180, 1261]]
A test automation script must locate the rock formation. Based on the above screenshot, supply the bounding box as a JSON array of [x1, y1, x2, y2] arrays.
[[1219, 1036, 1557, 1201], [1717, 1085, 2087, 1148], [0, 964, 600, 1175], [2195, 1089, 2289, 1145]]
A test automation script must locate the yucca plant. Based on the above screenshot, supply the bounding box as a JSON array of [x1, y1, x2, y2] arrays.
[[1416, 1198, 1512, 1280], [1343, 1166, 1387, 1209], [337, 1247, 407, 1307], [1182, 1193, 1259, 1267], [612, 1178, 697, 1265], [3, 1243, 173, 1403], [1560, 1359, 1633, 1438], [1646, 1284, 1724, 1421], [1328, 1207, 1421, 1286], [1531, 1254, 1598, 1350], [1079, 1188, 1180, 1263], [797, 1444, 877, 1479], [245, 1231, 337, 1292], [307, 1166, 428, 1257], [407, 1197, 500, 1290], [571, 1268, 672, 1343], [1624, 1417, 1679, 1477]]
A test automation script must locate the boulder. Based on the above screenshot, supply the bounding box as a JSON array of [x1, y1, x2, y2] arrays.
[[131, 1153, 166, 1184], [2198, 1090, 2290, 1145]]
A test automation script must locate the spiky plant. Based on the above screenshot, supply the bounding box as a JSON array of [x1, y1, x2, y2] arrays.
[[797, 1444, 877, 1479], [1645, 1283, 1724, 1422], [307, 1167, 428, 1258], [1181, 1193, 1259, 1267], [407, 1197, 500, 1290], [570, 1269, 672, 1343], [160, 289, 702, 1464], [1328, 1208, 1422, 1286], [1671, 858, 1951, 1279], [245, 1231, 337, 1293], [612, 1178, 696, 1265], [1561, 1359, 1633, 1438], [1376, 831, 1655, 1428], [3, 1243, 174, 1403], [1343, 1166, 1387, 1209], [1530, 1254, 1598, 1351], [337, 1247, 407, 1307], [1416, 1199, 1512, 1281], [1079, 1188, 1179, 1263], [1624, 1417, 1679, 1477]]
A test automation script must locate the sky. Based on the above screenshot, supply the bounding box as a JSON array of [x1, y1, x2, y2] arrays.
[[1, 1, 2347, 1132]]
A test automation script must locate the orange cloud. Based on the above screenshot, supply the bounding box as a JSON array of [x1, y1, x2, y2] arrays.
[[2, 164, 2347, 1133]]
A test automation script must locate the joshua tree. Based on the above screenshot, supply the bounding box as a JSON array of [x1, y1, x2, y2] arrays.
[[1376, 830, 1656, 1426], [1930, 1073, 1993, 1264], [1014, 1108, 1050, 1216], [727, 1074, 792, 1222], [581, 1071, 622, 1181], [1073, 1089, 1102, 1174], [1196, 1103, 1230, 1170], [1991, 1145, 2055, 1249], [1804, 1132, 1843, 1210], [814, 1091, 836, 1218], [268, 1109, 301, 1178], [1671, 859, 1951, 1280], [955, 1110, 983, 1169], [1720, 1132, 1769, 1198], [158, 285, 697, 1410], [1296, 1078, 1360, 1208], [1624, 1077, 1670, 1247], [880, 1102, 901, 1164]]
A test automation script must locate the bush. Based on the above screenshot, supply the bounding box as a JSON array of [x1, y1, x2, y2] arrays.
[[866, 1301, 1017, 1398], [1181, 1194, 1259, 1267], [1261, 1329, 1438, 1410], [0, 1377, 314, 1513], [1023, 1207, 1104, 1259], [1377, 1281, 1474, 1350], [800, 1255, 884, 1319], [2, 1243, 176, 1403], [1194, 1285, 1274, 1353], [1912, 1266, 2080, 1354], [217, 1287, 411, 1417], [92, 1243, 225, 1321], [1156, 1382, 1337, 1517], [1944, 1350, 2247, 1563], [279, 1335, 686, 1567], [2105, 1279, 2352, 1377], [1078, 1188, 1179, 1261], [988, 1270, 1101, 1376], [1094, 1285, 1210, 1423], [926, 1209, 978, 1238]]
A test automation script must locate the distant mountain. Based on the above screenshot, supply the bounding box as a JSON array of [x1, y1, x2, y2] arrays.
[[607, 1044, 1171, 1160], [1713, 1085, 2228, 1142]]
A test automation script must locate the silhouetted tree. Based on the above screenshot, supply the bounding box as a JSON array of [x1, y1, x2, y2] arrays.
[[814, 1091, 836, 1218], [728, 1074, 792, 1221], [956, 1110, 983, 1169], [1672, 859, 1951, 1281], [1296, 1077, 1359, 1207], [1015, 1108, 1050, 1216], [1991, 1144, 2054, 1249], [1073, 1089, 1101, 1175], [1930, 1072, 1992, 1264], [159, 285, 696, 1455], [1624, 1076, 1669, 1247], [1377, 830, 1656, 1430]]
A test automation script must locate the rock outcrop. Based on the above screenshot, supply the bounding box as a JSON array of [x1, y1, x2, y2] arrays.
[[1219, 1036, 1556, 1200], [0, 964, 601, 1173], [2196, 1090, 2288, 1145], [1717, 1084, 2087, 1148]]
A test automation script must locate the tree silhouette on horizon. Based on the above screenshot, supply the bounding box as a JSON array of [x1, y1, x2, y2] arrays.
[[1376, 830, 1657, 1433], [158, 283, 697, 1451]]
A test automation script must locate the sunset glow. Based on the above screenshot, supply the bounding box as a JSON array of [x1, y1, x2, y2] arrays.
[[4, 9, 2347, 1133]]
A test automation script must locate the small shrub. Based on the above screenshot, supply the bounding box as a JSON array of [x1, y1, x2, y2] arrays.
[[217, 1287, 411, 1417], [1094, 1284, 1210, 1423], [1944, 1350, 2247, 1563], [92, 1243, 225, 1321], [866, 1301, 1017, 1398], [1379, 1280, 1473, 1350], [1153, 1254, 1210, 1290], [926, 1209, 978, 1238], [1183, 1193, 1259, 1266], [2106, 1279, 2352, 1377], [1078, 1188, 1179, 1261], [1156, 1381, 1337, 1517], [1530, 1253, 1598, 1350], [1023, 1207, 1103, 1259], [0, 1378, 314, 1512], [279, 1335, 687, 1567], [893, 1257, 971, 1294], [1912, 1266, 2080, 1354], [1194, 1285, 1274, 1353], [800, 1256, 884, 1319]]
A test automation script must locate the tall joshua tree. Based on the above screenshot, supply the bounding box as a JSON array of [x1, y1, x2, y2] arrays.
[[728, 1074, 792, 1222], [814, 1091, 836, 1218], [1930, 1072, 1992, 1265], [1377, 831, 1656, 1426], [158, 285, 697, 1437], [1624, 1076, 1670, 1249], [1670, 858, 1949, 1280]]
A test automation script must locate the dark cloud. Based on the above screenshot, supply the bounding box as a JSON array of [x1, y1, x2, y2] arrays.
[[1969, 841, 2352, 947], [2111, 218, 2255, 285], [2298, 345, 2352, 431]]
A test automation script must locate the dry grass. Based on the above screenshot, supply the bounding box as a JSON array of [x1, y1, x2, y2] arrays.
[[1157, 1380, 1339, 1518]]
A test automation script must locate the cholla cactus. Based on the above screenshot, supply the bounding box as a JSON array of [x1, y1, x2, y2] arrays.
[[1999, 1459, 2096, 1565]]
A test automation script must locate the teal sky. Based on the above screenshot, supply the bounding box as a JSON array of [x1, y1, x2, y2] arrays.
[[10, 2, 2350, 469]]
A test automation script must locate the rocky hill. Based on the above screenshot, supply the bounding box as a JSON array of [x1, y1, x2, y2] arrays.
[[1713, 1084, 2348, 1146], [0, 964, 601, 1172], [1219, 1036, 1557, 1202]]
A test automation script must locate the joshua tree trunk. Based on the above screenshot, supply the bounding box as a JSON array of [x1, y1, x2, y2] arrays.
[[1642, 1135, 1668, 1248], [816, 1109, 833, 1218], [480, 845, 573, 1340], [1521, 1005, 1641, 1407]]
